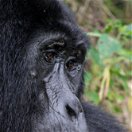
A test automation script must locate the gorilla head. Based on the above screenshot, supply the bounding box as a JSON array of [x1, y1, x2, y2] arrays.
[[0, 0, 88, 131], [0, 0, 125, 132], [27, 11, 88, 132]]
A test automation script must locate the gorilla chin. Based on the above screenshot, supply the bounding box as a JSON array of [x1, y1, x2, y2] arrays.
[[0, 0, 125, 132]]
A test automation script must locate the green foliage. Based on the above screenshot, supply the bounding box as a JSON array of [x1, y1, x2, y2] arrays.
[[97, 34, 122, 59], [84, 20, 132, 114]]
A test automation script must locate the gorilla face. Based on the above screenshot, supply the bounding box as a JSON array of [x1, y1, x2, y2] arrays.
[[27, 28, 88, 132]]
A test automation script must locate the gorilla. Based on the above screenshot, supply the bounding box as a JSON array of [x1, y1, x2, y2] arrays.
[[0, 0, 125, 132]]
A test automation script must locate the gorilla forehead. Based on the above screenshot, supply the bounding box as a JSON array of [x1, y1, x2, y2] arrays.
[[1, 0, 88, 51], [29, 27, 88, 51], [23, 0, 89, 49]]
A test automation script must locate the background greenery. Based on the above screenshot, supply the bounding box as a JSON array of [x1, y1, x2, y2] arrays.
[[65, 0, 132, 131]]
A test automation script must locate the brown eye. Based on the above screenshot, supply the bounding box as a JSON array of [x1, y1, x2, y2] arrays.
[[66, 59, 76, 71], [76, 50, 81, 57], [44, 51, 56, 63], [74, 50, 81, 58]]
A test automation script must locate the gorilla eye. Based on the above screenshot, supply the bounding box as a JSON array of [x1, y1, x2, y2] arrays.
[[66, 59, 77, 71], [76, 50, 82, 57], [44, 51, 56, 63]]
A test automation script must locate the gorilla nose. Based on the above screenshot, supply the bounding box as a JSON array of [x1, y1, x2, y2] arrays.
[[65, 98, 83, 119]]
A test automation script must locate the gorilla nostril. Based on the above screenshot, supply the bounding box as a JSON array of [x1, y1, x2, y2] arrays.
[[65, 101, 83, 119], [66, 104, 77, 118]]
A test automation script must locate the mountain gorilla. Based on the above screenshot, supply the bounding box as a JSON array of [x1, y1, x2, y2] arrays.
[[0, 0, 125, 132]]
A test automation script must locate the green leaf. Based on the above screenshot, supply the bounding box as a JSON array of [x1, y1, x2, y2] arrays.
[[119, 49, 132, 62], [97, 34, 122, 59], [119, 24, 132, 38], [84, 72, 92, 86], [88, 47, 102, 66]]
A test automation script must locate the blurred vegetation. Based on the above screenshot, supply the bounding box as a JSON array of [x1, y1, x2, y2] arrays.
[[65, 0, 132, 131]]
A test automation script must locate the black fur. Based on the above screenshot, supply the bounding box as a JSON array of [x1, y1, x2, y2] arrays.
[[0, 0, 125, 132], [83, 103, 125, 132]]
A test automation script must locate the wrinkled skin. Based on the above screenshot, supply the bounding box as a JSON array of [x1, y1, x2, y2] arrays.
[[27, 31, 88, 132]]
